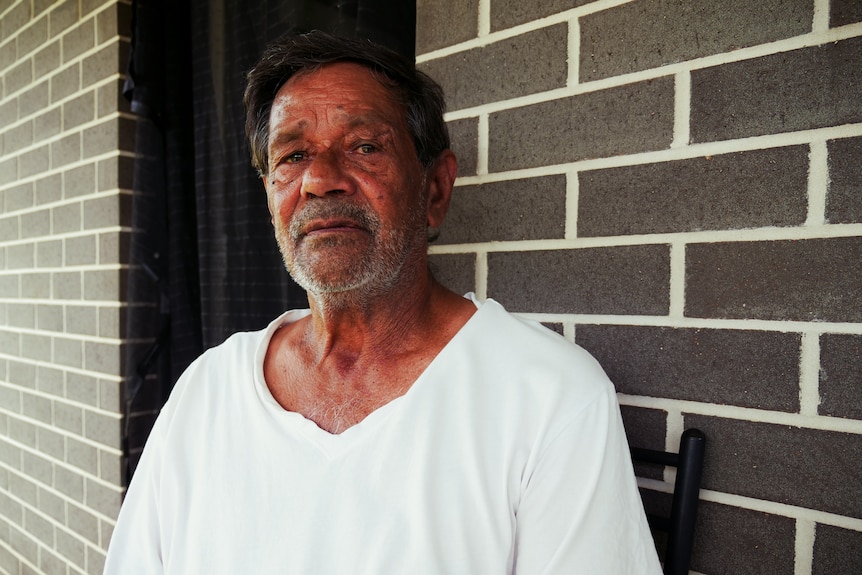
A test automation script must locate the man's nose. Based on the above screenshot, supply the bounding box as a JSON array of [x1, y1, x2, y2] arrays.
[[300, 149, 355, 198]]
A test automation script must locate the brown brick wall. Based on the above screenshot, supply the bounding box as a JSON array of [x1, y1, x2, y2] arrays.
[[419, 1, 862, 573], [0, 0, 131, 573]]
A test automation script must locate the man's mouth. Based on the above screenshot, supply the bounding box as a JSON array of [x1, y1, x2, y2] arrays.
[[301, 218, 367, 237]]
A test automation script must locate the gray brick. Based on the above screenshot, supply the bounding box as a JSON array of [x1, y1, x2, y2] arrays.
[[827, 136, 862, 224], [416, 0, 478, 53], [97, 78, 130, 117], [51, 62, 80, 102], [489, 77, 674, 171], [488, 244, 670, 314], [36, 303, 63, 332], [0, 156, 17, 186], [0, 96, 18, 127], [440, 176, 566, 244], [53, 401, 83, 435], [581, 0, 810, 82], [84, 340, 121, 375], [66, 436, 98, 475], [820, 334, 862, 420], [33, 106, 61, 140], [50, 132, 81, 168], [52, 202, 81, 233], [54, 464, 84, 501], [36, 239, 63, 267], [99, 449, 121, 484], [50, 0, 80, 37], [8, 302, 35, 328], [446, 117, 477, 177], [420, 25, 568, 111], [3, 121, 34, 154], [53, 270, 82, 299], [9, 360, 37, 389], [62, 18, 95, 63], [63, 90, 95, 130], [22, 393, 52, 425], [98, 304, 122, 338], [21, 332, 52, 362], [98, 230, 129, 265], [831, 0, 862, 27], [35, 173, 62, 205], [83, 192, 131, 228], [9, 525, 40, 566], [67, 504, 99, 544], [36, 364, 64, 397], [82, 40, 128, 86], [89, 545, 107, 575], [0, 545, 18, 575], [9, 416, 37, 448], [18, 80, 50, 118], [85, 477, 121, 518], [83, 268, 122, 301], [692, 37, 862, 142], [18, 16, 49, 57], [19, 144, 50, 178], [84, 410, 120, 448], [0, 1, 30, 40], [0, 489, 23, 525], [83, 117, 135, 158], [1, 215, 21, 243], [691, 501, 795, 575], [685, 415, 862, 518], [686, 237, 862, 322], [98, 155, 134, 191], [65, 163, 97, 198], [580, 146, 809, 236], [0, 37, 15, 70], [20, 208, 52, 239], [0, 385, 21, 414], [33, 40, 61, 79], [0, 329, 20, 356], [490, 0, 592, 30], [66, 371, 98, 406], [5, 59, 33, 95], [7, 242, 35, 269], [813, 524, 862, 575], [5, 182, 33, 211], [20, 273, 50, 298], [37, 485, 66, 524], [22, 451, 53, 488], [65, 234, 97, 265], [34, 0, 54, 17], [36, 427, 66, 461], [98, 379, 121, 412], [55, 525, 86, 565], [39, 548, 68, 575], [54, 336, 83, 368], [65, 304, 97, 336], [97, 1, 132, 43]]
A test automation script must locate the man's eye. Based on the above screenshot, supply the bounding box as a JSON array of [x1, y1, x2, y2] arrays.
[[284, 152, 305, 163], [357, 144, 376, 154]]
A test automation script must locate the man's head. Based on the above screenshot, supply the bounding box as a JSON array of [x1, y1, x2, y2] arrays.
[[244, 31, 450, 177], [244, 32, 457, 305]]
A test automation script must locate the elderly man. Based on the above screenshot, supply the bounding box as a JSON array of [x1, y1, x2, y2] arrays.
[[104, 32, 661, 574]]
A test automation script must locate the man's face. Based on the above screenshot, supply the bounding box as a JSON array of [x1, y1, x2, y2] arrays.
[[263, 62, 429, 298]]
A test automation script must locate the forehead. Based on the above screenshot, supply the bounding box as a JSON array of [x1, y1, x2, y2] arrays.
[[269, 62, 407, 132]]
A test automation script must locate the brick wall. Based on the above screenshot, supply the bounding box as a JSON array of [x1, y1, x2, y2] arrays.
[[418, 1, 862, 574], [0, 0, 131, 573]]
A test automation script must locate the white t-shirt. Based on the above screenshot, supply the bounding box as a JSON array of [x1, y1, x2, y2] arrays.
[[104, 297, 661, 574]]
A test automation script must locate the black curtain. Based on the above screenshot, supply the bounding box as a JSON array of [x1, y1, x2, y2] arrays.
[[123, 0, 416, 479]]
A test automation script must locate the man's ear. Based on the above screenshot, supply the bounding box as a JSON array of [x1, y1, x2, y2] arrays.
[[425, 150, 458, 229]]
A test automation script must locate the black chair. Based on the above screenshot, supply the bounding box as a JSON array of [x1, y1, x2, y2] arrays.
[[631, 428, 706, 575]]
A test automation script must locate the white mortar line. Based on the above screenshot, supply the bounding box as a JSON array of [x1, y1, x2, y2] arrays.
[[567, 16, 580, 87], [668, 242, 685, 318], [0, 352, 126, 382], [665, 409, 685, 483], [671, 71, 691, 148], [475, 251, 488, 300], [477, 0, 491, 37], [0, 324, 126, 345], [795, 518, 816, 575], [564, 171, 579, 239], [798, 332, 821, 417], [812, 0, 830, 33], [476, 113, 489, 175], [806, 140, 828, 226], [617, 394, 862, 434]]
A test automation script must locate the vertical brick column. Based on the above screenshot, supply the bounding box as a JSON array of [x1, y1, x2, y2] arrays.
[[0, 1, 131, 573], [418, 1, 862, 573]]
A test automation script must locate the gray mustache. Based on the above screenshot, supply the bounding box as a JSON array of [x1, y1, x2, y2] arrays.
[[289, 202, 380, 240]]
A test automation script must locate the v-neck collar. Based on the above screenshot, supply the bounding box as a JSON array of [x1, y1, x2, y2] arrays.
[[250, 294, 489, 457]]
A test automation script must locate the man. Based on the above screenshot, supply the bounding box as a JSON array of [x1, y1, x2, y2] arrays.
[[105, 31, 661, 574]]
